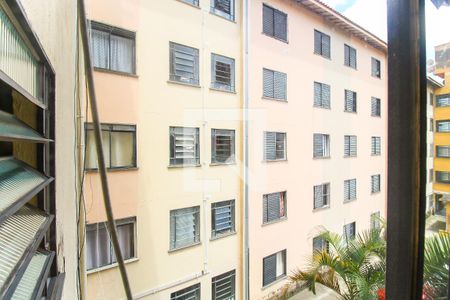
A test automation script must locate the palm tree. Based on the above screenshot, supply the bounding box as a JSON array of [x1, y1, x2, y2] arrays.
[[423, 233, 450, 300], [289, 228, 386, 300]]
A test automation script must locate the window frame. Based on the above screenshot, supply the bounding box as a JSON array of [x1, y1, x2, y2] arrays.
[[211, 53, 235, 92], [262, 68, 287, 100], [344, 89, 357, 113], [313, 81, 331, 108], [211, 129, 236, 164], [169, 126, 200, 167], [169, 206, 201, 251], [436, 93, 450, 107], [169, 42, 200, 86], [170, 283, 201, 300], [264, 131, 287, 161], [436, 120, 450, 132], [262, 3, 288, 42], [436, 145, 450, 158], [344, 135, 357, 157], [262, 191, 287, 224], [344, 44, 357, 69], [343, 222, 356, 240], [371, 57, 381, 78], [262, 249, 286, 287], [344, 178, 357, 202], [211, 0, 235, 21], [313, 133, 330, 158], [212, 270, 236, 300], [313, 183, 330, 210], [313, 29, 331, 59], [371, 136, 381, 155], [371, 174, 381, 193], [371, 97, 381, 117], [435, 171, 450, 184], [211, 200, 236, 239], [312, 236, 330, 254]]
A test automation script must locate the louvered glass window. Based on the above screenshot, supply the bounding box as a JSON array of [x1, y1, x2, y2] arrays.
[[262, 4, 287, 41], [344, 89, 357, 112], [437, 120, 450, 132], [264, 132, 286, 161], [262, 250, 286, 286], [313, 133, 330, 158], [371, 174, 381, 193], [314, 82, 330, 108], [436, 171, 450, 184], [212, 129, 235, 164], [169, 42, 199, 85], [212, 270, 235, 300], [436, 94, 450, 107], [170, 206, 200, 250], [211, 54, 235, 92], [313, 183, 330, 209], [211, 0, 235, 21], [312, 236, 329, 254], [344, 179, 357, 201], [343, 222, 356, 240], [371, 136, 381, 155], [344, 44, 357, 69], [436, 146, 450, 158], [85, 123, 136, 170], [263, 68, 287, 100], [314, 30, 331, 58], [371, 57, 381, 78], [171, 283, 200, 300], [344, 135, 357, 157], [211, 200, 235, 238], [263, 191, 286, 224], [170, 127, 200, 166], [371, 97, 381, 116], [370, 212, 381, 230], [86, 218, 136, 270], [90, 21, 135, 74]]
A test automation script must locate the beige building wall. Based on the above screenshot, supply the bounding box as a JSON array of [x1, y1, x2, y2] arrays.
[[84, 0, 243, 299], [247, 0, 387, 298]]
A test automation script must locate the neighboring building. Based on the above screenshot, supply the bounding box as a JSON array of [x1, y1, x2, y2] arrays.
[[0, 0, 82, 299], [247, 0, 387, 298], [433, 42, 450, 231], [83, 0, 242, 299]]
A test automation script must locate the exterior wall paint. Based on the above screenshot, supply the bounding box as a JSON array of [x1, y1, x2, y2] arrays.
[[248, 0, 387, 298]]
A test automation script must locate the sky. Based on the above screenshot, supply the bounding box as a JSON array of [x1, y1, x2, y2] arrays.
[[321, 0, 450, 60]]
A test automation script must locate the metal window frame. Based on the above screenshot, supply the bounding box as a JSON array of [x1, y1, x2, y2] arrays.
[[169, 42, 200, 86], [211, 128, 236, 164], [211, 0, 235, 21], [212, 269, 236, 300], [262, 191, 287, 223], [262, 3, 288, 42], [313, 29, 331, 58], [170, 282, 201, 300], [344, 44, 357, 69], [262, 249, 286, 287], [211, 53, 236, 92], [371, 57, 381, 78], [169, 126, 200, 166], [169, 206, 201, 250], [211, 199, 236, 238]]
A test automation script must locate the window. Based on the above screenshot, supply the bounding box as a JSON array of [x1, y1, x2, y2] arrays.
[[86, 218, 136, 270], [429, 169, 434, 183], [313, 133, 330, 158], [263, 191, 286, 223], [371, 212, 381, 230], [313, 236, 329, 253], [85, 123, 136, 170], [371, 97, 381, 116], [212, 270, 235, 300], [313, 81, 330, 108], [436, 94, 450, 107], [344, 179, 357, 201], [436, 146, 450, 158], [169, 42, 199, 85], [429, 143, 434, 157], [181, 0, 199, 6], [211, 0, 235, 21], [314, 30, 331, 58], [436, 171, 450, 184], [264, 132, 286, 161], [263, 68, 287, 100], [344, 89, 357, 112], [344, 44, 357, 69], [430, 118, 434, 132], [171, 283, 200, 300], [170, 127, 200, 166], [343, 222, 356, 240], [170, 206, 200, 250], [211, 54, 235, 92], [90, 21, 135, 74], [262, 4, 287, 41], [211, 129, 235, 164], [436, 120, 450, 132], [371, 174, 381, 193], [262, 250, 286, 286], [430, 92, 434, 105], [344, 135, 357, 157], [313, 183, 330, 209], [371, 136, 381, 155], [211, 200, 235, 238], [371, 57, 381, 78]]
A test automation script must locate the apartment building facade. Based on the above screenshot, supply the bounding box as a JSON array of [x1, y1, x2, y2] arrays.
[[246, 0, 387, 298], [83, 0, 243, 299]]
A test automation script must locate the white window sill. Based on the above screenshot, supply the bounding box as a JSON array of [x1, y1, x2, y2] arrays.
[[210, 162, 237, 166], [262, 96, 287, 102], [263, 159, 288, 163], [344, 198, 357, 204], [210, 231, 236, 241], [313, 205, 330, 212], [262, 275, 287, 290], [167, 80, 201, 88], [262, 217, 287, 227], [168, 164, 201, 169], [313, 156, 331, 160], [209, 86, 236, 94], [168, 241, 202, 253], [87, 257, 139, 275]]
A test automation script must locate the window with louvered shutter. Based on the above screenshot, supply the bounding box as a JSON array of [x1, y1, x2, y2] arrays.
[[212, 270, 235, 300], [344, 90, 357, 112], [314, 30, 331, 58], [436, 171, 450, 184], [371, 174, 381, 193], [436, 94, 450, 107], [313, 183, 330, 209], [371, 97, 381, 116], [170, 206, 200, 250], [437, 120, 450, 132], [170, 127, 200, 166], [436, 146, 450, 158], [313, 236, 329, 253], [370, 212, 381, 230], [371, 57, 381, 78], [263, 250, 286, 286], [313, 134, 330, 158], [211, 54, 235, 92], [169, 42, 199, 85], [344, 44, 357, 69], [343, 222, 356, 240], [211, 0, 235, 21], [344, 135, 357, 157], [171, 283, 201, 300], [90, 21, 136, 74], [211, 200, 235, 238], [212, 129, 235, 164], [371, 136, 381, 155], [263, 68, 287, 100], [314, 82, 330, 108], [344, 179, 357, 201], [264, 132, 286, 161], [263, 192, 286, 224], [262, 4, 287, 41]]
